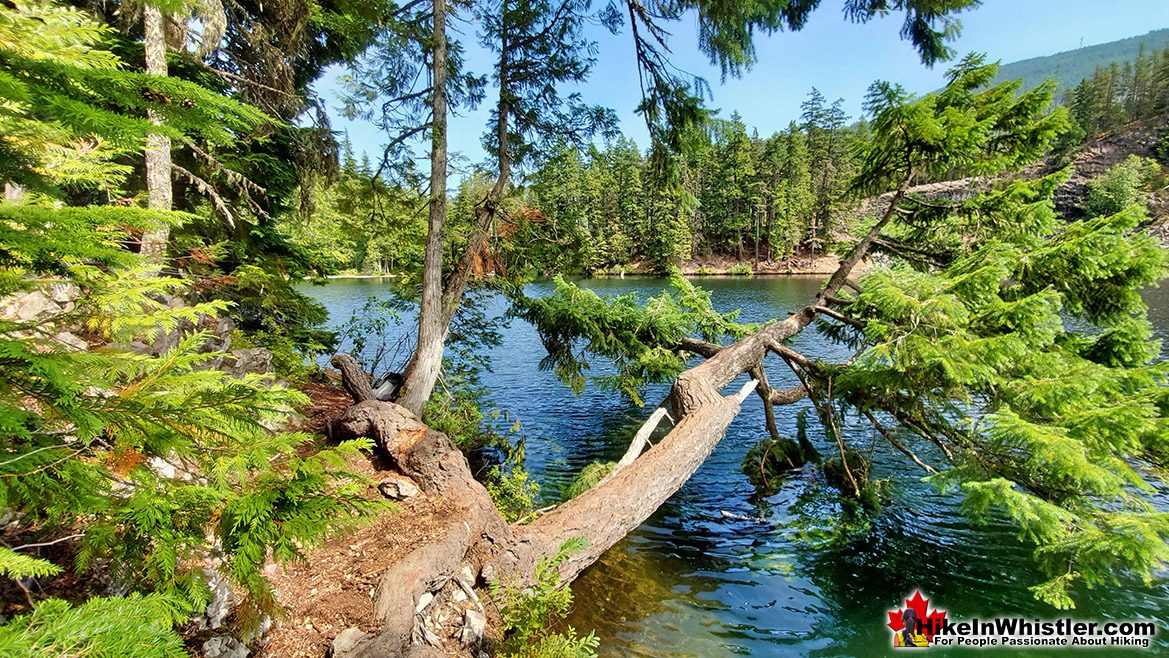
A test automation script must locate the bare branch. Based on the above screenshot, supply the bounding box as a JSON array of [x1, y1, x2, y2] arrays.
[[812, 305, 865, 329], [171, 163, 234, 227], [677, 336, 721, 358], [863, 410, 938, 474]]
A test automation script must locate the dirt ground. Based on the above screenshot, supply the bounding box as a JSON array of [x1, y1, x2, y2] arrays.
[[260, 383, 468, 657], [260, 487, 459, 657], [679, 253, 852, 275]]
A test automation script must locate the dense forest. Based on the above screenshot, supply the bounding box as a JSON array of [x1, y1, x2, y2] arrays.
[[4, 0, 1169, 657], [290, 42, 1169, 277], [990, 27, 1169, 91]]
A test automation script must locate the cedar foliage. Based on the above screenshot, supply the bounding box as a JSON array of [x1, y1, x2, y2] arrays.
[[0, 5, 382, 654], [521, 57, 1169, 609], [819, 57, 1169, 609], [513, 271, 753, 405]]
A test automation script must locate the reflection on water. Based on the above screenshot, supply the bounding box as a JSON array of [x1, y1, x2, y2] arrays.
[[301, 277, 1169, 657]]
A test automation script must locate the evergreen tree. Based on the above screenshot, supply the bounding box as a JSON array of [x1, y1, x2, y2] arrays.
[[514, 57, 1169, 611], [0, 6, 382, 653]]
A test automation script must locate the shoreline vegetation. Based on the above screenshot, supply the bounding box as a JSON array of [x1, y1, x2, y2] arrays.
[[319, 254, 861, 279], [6, 2, 1169, 657]]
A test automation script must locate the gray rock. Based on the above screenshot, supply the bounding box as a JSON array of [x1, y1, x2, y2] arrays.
[[201, 570, 235, 630], [47, 282, 79, 304], [202, 635, 249, 658], [377, 477, 420, 501], [460, 609, 487, 647], [458, 565, 475, 587], [415, 592, 434, 614], [6, 291, 61, 322], [225, 347, 273, 376], [199, 315, 235, 353], [150, 318, 194, 356], [53, 332, 87, 351], [331, 627, 368, 657], [479, 563, 497, 585], [246, 615, 272, 645]]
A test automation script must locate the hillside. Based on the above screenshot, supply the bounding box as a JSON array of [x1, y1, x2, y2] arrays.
[[991, 27, 1169, 92]]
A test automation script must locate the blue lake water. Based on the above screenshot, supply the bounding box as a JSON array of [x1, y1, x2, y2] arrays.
[[301, 276, 1169, 657]]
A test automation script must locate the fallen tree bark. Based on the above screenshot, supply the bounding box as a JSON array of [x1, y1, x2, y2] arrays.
[[324, 191, 902, 655]]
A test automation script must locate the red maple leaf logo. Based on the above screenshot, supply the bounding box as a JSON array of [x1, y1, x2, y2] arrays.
[[887, 591, 947, 643]]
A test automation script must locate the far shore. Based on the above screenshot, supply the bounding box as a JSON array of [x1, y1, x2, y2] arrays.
[[310, 254, 866, 280]]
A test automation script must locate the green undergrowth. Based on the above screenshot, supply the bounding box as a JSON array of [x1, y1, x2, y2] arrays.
[[491, 538, 599, 658]]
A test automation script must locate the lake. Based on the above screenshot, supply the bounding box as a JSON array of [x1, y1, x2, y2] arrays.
[[301, 276, 1169, 657]]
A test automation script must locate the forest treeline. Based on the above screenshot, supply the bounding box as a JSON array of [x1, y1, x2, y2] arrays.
[[1061, 42, 1169, 139], [3, 0, 997, 654], [5, 0, 1169, 653], [290, 42, 1169, 276]]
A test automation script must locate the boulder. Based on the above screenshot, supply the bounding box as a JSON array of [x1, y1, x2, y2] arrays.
[[377, 476, 420, 501], [224, 347, 273, 376], [331, 627, 368, 657]]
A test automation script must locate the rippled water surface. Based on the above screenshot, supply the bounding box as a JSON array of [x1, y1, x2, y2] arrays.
[[302, 276, 1169, 657]]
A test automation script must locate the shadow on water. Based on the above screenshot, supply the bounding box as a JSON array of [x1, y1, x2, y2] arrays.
[[301, 277, 1169, 657]]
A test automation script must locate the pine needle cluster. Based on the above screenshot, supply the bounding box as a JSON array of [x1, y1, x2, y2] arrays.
[[1, 5, 384, 654], [829, 58, 1169, 609]]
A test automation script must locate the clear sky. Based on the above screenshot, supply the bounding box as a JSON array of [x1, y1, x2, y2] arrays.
[[318, 0, 1169, 172]]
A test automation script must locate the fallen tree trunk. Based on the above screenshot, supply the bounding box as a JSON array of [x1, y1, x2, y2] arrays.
[[325, 197, 900, 654], [508, 379, 759, 582]]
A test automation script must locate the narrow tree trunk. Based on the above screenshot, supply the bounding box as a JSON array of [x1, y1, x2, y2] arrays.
[[396, 0, 449, 415], [400, 2, 514, 409], [765, 203, 775, 261], [329, 190, 901, 652], [141, 4, 172, 265], [754, 210, 760, 269]]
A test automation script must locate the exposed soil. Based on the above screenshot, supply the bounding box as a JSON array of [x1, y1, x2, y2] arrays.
[[262, 381, 477, 658], [293, 380, 354, 436], [679, 253, 852, 276], [260, 489, 459, 657], [600, 252, 860, 277], [0, 531, 90, 617]]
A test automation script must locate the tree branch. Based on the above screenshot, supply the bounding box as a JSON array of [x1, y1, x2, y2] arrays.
[[331, 354, 376, 403], [812, 305, 865, 329], [862, 410, 937, 474], [677, 336, 721, 358]]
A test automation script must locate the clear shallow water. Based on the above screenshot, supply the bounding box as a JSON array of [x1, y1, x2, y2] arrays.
[[301, 276, 1169, 657]]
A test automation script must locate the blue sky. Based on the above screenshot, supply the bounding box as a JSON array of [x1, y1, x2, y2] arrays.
[[318, 0, 1169, 172]]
